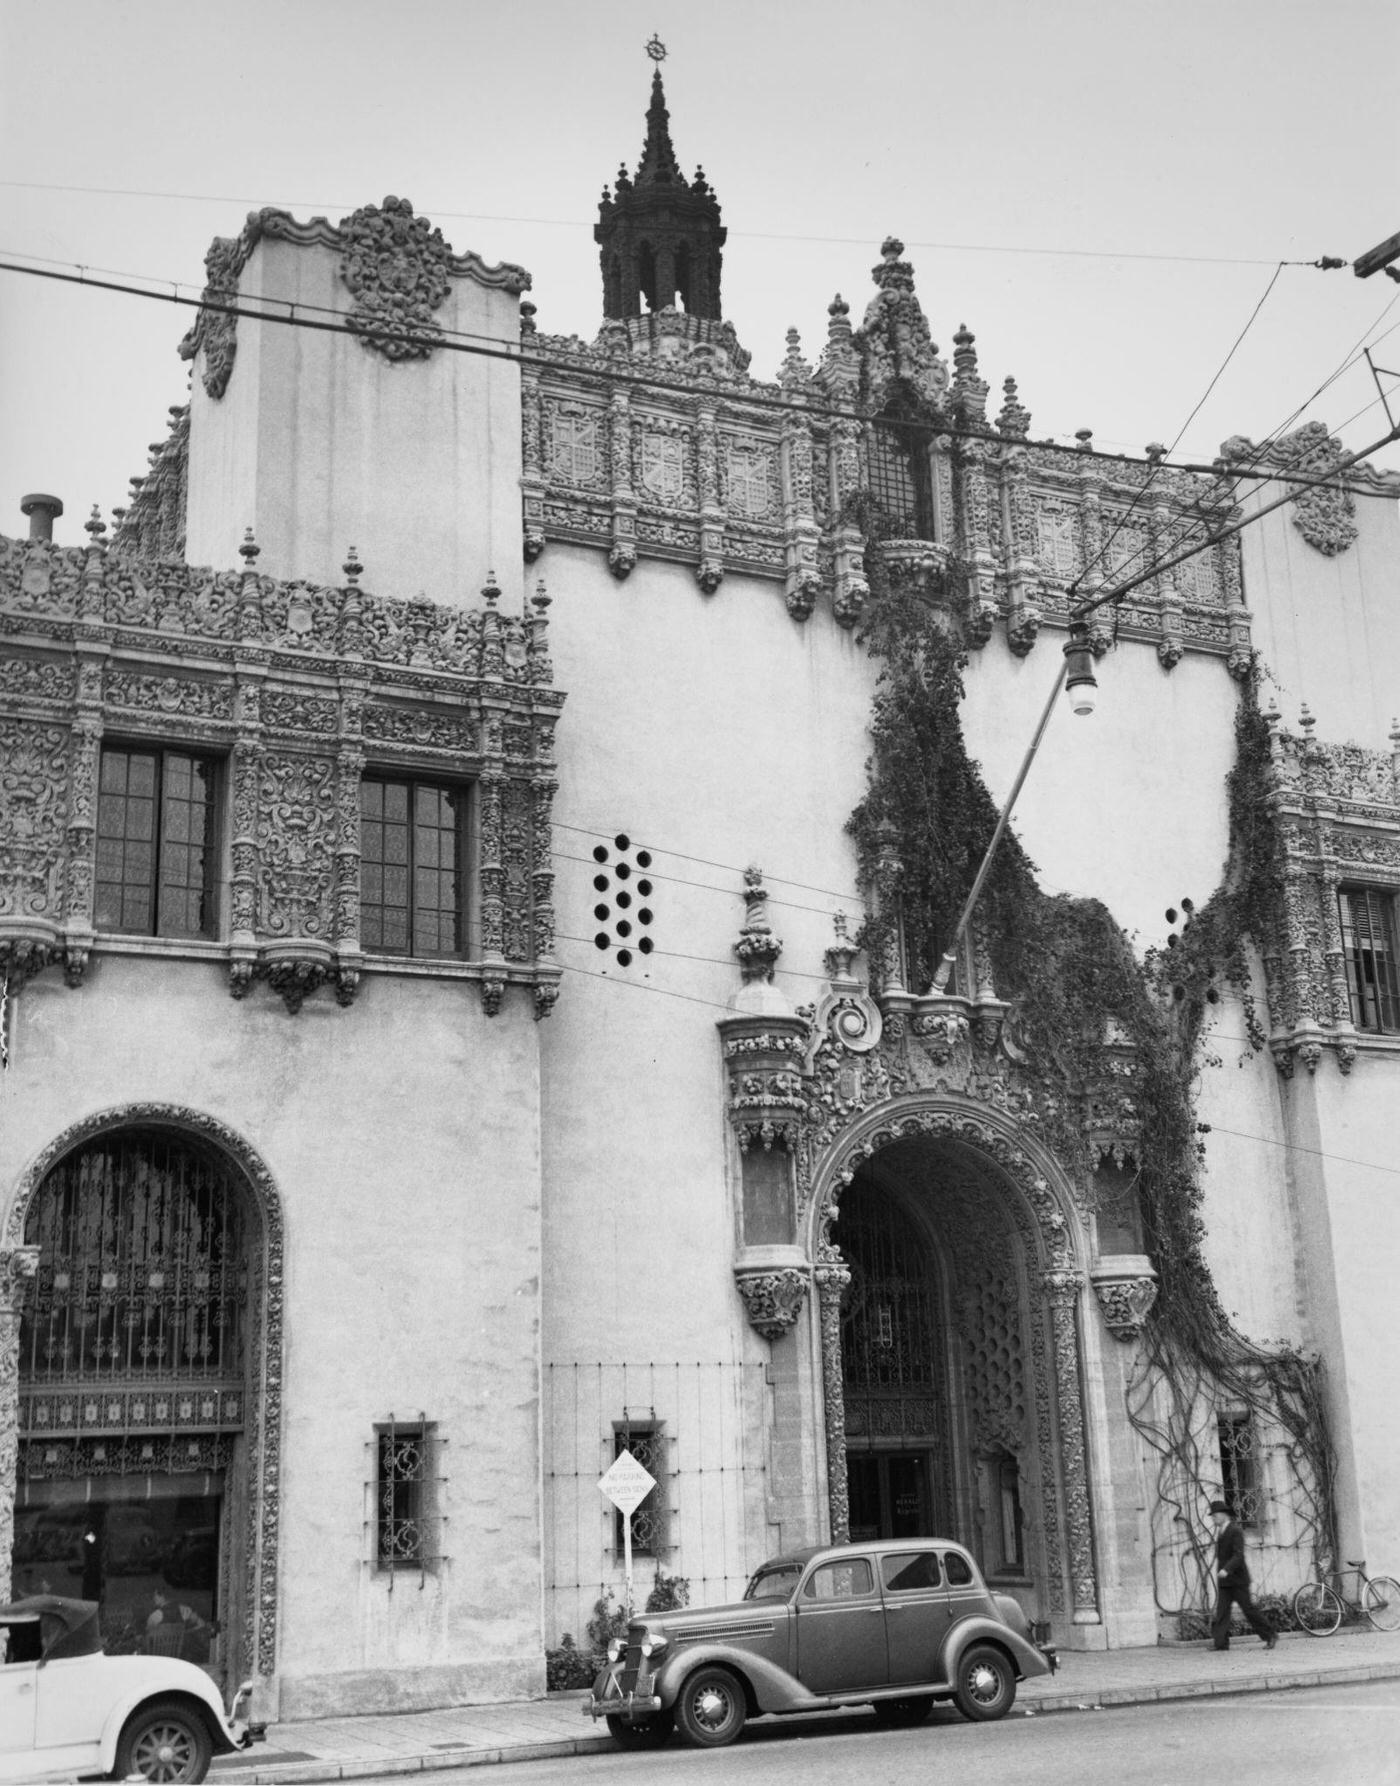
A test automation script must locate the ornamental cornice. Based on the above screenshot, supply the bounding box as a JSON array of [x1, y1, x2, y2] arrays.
[[0, 536, 563, 1016]]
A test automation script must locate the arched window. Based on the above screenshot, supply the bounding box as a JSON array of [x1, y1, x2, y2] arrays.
[[14, 1128, 251, 1666]]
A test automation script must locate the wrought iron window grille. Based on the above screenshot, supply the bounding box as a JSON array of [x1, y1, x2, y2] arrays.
[[1217, 1410, 1263, 1529], [610, 1417, 668, 1559], [367, 1414, 447, 1588]]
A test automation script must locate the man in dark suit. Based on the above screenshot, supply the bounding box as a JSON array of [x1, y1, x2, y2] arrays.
[[1210, 1498, 1277, 1651]]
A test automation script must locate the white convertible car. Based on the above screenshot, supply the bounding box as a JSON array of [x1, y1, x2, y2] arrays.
[[0, 1596, 263, 1783]]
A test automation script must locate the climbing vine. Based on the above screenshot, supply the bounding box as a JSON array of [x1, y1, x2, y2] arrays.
[[846, 501, 1334, 1621]]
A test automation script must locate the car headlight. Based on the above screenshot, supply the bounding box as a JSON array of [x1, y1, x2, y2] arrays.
[[639, 1634, 669, 1658], [607, 1637, 625, 1663]]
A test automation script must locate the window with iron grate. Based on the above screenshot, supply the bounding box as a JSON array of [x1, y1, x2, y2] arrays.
[[1218, 1411, 1262, 1528], [374, 1418, 440, 1571], [1338, 888, 1400, 1034], [865, 419, 934, 540], [611, 1421, 667, 1557]]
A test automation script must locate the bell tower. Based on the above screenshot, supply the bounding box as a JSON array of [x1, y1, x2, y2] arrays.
[[595, 39, 726, 320]]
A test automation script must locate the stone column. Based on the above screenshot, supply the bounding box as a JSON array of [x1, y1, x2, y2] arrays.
[[0, 1247, 40, 1597], [815, 1259, 853, 1543], [1045, 1268, 1101, 1624]]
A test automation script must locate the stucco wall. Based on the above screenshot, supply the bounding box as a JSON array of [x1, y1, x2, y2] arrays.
[[184, 231, 526, 610], [0, 956, 546, 1717]]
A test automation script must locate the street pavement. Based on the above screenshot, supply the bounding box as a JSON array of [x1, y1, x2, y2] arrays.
[[209, 1627, 1400, 1783]]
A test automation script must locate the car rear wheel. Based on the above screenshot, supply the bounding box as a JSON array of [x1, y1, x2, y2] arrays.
[[606, 1709, 675, 1749], [953, 1644, 1016, 1722], [675, 1665, 746, 1747], [872, 1695, 933, 1726], [112, 1699, 214, 1783]]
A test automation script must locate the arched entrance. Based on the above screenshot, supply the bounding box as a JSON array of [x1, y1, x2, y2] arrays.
[[810, 1103, 1101, 1633], [4, 1108, 282, 1690]]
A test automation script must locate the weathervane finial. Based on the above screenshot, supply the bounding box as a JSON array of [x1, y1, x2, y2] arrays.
[[646, 34, 667, 63]]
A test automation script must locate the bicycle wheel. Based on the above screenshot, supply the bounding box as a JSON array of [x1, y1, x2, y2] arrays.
[[1363, 1576, 1400, 1632], [1293, 1581, 1342, 1635]]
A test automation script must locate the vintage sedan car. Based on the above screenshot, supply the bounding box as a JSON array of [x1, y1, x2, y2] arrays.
[[0, 1595, 264, 1783], [587, 1538, 1056, 1749]]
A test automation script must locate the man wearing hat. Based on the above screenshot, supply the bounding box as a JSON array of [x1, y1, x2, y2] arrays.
[[1210, 1499, 1277, 1651]]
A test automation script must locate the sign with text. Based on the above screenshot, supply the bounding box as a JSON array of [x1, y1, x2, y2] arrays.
[[598, 1449, 656, 1518]]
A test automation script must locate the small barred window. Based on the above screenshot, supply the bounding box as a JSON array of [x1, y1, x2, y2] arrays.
[[374, 1419, 438, 1570], [1217, 1411, 1262, 1528], [612, 1422, 666, 1558]]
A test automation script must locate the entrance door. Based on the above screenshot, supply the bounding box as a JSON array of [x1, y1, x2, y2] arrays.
[[849, 1451, 933, 1541]]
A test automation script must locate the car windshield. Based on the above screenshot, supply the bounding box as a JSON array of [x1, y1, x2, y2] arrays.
[[744, 1562, 804, 1601]]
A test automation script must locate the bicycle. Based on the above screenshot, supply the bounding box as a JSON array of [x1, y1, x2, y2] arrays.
[[1292, 1559, 1400, 1635]]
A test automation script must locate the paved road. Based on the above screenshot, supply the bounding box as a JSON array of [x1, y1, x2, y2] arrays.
[[395, 1680, 1400, 1786]]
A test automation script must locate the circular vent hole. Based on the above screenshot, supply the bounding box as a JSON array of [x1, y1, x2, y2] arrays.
[[637, 850, 652, 868], [593, 933, 609, 950], [617, 947, 633, 966], [639, 937, 654, 955], [616, 890, 632, 909], [614, 833, 630, 851], [593, 845, 609, 863], [637, 878, 653, 896], [616, 920, 632, 938], [593, 904, 610, 921], [593, 873, 609, 892], [615, 863, 631, 881], [638, 908, 653, 925]]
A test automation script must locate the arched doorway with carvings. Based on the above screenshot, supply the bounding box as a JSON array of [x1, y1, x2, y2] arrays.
[[809, 1102, 1102, 1639], [3, 1108, 283, 1694]]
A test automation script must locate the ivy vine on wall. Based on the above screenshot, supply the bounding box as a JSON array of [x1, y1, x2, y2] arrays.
[[846, 498, 1334, 1618]]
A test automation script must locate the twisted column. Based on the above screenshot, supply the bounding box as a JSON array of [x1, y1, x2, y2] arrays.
[[815, 1258, 853, 1543]]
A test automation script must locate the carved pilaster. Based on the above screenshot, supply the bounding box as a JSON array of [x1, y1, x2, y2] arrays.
[[829, 418, 868, 627], [1, 1246, 40, 1596], [521, 363, 547, 562], [1044, 1269, 1100, 1622], [607, 384, 638, 579], [780, 411, 822, 622], [816, 1259, 852, 1543], [693, 396, 725, 594]]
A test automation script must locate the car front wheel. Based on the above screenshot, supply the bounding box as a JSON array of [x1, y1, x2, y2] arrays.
[[112, 1698, 214, 1783], [953, 1643, 1016, 1721], [606, 1709, 675, 1749], [675, 1665, 746, 1747]]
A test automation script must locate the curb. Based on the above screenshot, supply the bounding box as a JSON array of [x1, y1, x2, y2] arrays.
[[213, 1660, 1400, 1783]]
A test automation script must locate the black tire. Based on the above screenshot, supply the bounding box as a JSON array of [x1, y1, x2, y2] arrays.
[[1293, 1581, 1342, 1636], [112, 1699, 214, 1783], [952, 1643, 1017, 1722], [1363, 1576, 1400, 1633], [674, 1665, 746, 1747], [872, 1695, 934, 1726], [605, 1709, 675, 1749]]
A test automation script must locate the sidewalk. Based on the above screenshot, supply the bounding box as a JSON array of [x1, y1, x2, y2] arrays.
[[211, 1628, 1400, 1783]]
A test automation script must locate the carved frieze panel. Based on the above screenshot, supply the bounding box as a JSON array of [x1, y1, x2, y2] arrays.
[[545, 401, 609, 490], [722, 437, 777, 520]]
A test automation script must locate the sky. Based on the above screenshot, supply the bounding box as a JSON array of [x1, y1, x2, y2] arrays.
[[1, 0, 1398, 545]]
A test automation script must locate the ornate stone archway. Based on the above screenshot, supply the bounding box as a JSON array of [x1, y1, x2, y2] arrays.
[[2, 1104, 284, 1684], [805, 1095, 1100, 1627]]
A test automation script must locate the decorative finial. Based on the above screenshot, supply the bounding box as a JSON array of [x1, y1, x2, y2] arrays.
[[997, 376, 1031, 439], [84, 504, 107, 542], [646, 34, 667, 62], [342, 546, 363, 585], [520, 299, 537, 338], [735, 866, 783, 985], [238, 526, 260, 563], [531, 577, 552, 615], [482, 571, 501, 607], [1145, 441, 1168, 465], [779, 325, 812, 388], [1075, 428, 1094, 451]]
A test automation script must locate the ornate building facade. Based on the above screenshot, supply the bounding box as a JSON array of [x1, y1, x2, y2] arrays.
[[3, 66, 1399, 1718]]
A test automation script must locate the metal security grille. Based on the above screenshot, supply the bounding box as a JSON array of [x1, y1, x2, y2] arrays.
[[1339, 888, 1400, 1033], [376, 1421, 428, 1566], [21, 1131, 247, 1410], [612, 1423, 665, 1556], [864, 420, 934, 540], [1218, 1412, 1263, 1527], [360, 777, 466, 957], [837, 1186, 944, 1441], [95, 747, 218, 938]]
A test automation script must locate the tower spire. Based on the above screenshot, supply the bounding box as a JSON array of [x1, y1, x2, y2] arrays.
[[595, 40, 726, 321]]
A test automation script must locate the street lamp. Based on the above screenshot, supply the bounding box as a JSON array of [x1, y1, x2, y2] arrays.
[[1062, 620, 1098, 716]]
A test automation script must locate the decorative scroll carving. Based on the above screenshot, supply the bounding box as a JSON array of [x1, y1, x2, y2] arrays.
[[0, 1247, 40, 1596], [734, 1266, 809, 1340]]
